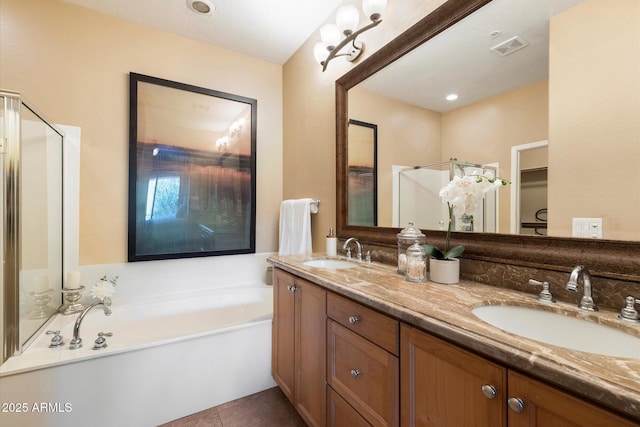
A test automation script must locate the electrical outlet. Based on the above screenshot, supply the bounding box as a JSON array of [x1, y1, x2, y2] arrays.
[[572, 218, 602, 238]]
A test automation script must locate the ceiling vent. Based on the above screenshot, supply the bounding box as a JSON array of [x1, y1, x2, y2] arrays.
[[490, 36, 528, 57]]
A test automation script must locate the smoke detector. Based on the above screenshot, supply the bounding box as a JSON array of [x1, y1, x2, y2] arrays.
[[187, 0, 215, 15], [490, 36, 528, 57]]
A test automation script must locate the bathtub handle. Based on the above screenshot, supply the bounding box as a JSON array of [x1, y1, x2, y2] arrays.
[[348, 315, 359, 324], [46, 330, 65, 348], [93, 332, 113, 351]]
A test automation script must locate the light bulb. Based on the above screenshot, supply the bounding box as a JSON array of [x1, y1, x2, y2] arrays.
[[320, 24, 340, 50], [336, 5, 360, 36], [362, 0, 387, 21], [314, 42, 328, 64]]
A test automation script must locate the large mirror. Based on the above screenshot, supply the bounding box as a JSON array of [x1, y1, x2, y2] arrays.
[[336, 0, 640, 279]]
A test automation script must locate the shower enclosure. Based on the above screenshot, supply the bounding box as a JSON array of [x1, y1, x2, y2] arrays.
[[1, 90, 63, 364], [394, 159, 498, 232]]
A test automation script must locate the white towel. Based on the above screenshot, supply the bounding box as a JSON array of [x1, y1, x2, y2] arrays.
[[278, 198, 314, 256]]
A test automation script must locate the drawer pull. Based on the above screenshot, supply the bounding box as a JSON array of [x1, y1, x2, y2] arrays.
[[481, 384, 497, 400], [507, 397, 525, 414], [350, 369, 361, 378], [348, 315, 359, 324]]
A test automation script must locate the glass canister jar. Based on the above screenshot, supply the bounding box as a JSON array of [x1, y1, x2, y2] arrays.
[[397, 222, 426, 274], [405, 241, 427, 283]]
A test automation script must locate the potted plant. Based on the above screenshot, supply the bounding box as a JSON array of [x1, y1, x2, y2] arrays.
[[424, 172, 508, 283]]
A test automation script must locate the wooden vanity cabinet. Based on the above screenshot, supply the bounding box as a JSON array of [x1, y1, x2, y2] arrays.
[[272, 268, 326, 427], [401, 324, 639, 427], [273, 267, 638, 426], [507, 371, 638, 427], [401, 324, 507, 427]]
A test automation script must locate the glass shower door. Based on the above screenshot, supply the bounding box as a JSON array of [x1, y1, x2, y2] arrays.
[[1, 91, 64, 363]]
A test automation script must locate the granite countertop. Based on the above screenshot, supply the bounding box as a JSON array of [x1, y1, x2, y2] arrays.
[[268, 254, 640, 421]]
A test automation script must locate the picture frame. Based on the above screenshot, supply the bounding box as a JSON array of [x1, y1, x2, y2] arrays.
[[128, 73, 257, 261]]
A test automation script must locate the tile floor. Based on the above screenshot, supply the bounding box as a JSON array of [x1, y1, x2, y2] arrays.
[[160, 387, 307, 427]]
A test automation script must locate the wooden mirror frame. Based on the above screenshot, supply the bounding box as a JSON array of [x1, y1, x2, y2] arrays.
[[336, 0, 640, 282]]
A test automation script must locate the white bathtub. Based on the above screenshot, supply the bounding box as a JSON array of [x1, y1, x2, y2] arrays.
[[0, 285, 276, 427]]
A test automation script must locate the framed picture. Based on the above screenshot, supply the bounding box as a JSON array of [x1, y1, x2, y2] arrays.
[[128, 73, 257, 261]]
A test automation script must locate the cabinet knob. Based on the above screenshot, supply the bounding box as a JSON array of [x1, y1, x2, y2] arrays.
[[348, 315, 359, 324], [507, 397, 525, 414], [287, 285, 297, 292], [481, 384, 497, 400], [350, 369, 361, 378]]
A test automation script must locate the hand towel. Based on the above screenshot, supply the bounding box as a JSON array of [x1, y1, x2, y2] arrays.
[[278, 198, 313, 256]]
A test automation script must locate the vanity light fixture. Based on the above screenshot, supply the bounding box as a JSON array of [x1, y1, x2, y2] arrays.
[[313, 0, 387, 72], [229, 118, 245, 136], [187, 0, 215, 15], [216, 136, 229, 152]]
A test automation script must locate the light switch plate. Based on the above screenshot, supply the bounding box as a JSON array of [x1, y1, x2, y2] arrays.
[[572, 218, 602, 238]]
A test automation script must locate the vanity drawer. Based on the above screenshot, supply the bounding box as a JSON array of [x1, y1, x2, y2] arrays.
[[327, 293, 399, 355], [327, 320, 399, 427], [327, 386, 372, 427]]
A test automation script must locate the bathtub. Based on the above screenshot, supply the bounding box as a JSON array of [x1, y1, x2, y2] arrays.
[[0, 284, 276, 427]]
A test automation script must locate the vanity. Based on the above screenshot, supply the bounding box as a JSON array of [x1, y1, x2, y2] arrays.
[[269, 255, 640, 426]]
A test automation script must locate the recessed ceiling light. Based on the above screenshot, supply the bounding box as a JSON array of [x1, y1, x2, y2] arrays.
[[187, 0, 215, 15], [446, 94, 459, 101]]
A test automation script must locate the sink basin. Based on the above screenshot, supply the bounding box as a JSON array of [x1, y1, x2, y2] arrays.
[[303, 259, 359, 269], [472, 305, 640, 358]]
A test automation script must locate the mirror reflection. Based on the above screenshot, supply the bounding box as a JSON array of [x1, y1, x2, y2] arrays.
[[347, 119, 378, 226], [347, 0, 640, 241], [20, 104, 63, 348]]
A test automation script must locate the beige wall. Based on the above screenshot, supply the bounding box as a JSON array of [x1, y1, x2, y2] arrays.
[[548, 0, 640, 240], [1, 0, 283, 264]]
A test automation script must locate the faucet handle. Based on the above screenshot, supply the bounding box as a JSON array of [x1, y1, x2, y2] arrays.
[[528, 279, 556, 303], [46, 330, 65, 348], [93, 332, 113, 350], [345, 247, 352, 258], [618, 296, 640, 322]]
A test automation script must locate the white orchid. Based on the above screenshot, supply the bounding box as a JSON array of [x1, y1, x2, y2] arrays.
[[425, 171, 508, 260], [439, 172, 507, 214]]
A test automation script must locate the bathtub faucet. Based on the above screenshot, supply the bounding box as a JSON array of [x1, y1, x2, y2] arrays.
[[69, 300, 112, 349]]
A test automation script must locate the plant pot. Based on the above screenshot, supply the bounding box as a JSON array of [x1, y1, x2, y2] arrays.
[[429, 258, 460, 284]]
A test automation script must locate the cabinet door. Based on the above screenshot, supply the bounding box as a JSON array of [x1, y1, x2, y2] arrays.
[[272, 268, 296, 403], [400, 325, 506, 427], [507, 371, 639, 427], [295, 278, 327, 427]]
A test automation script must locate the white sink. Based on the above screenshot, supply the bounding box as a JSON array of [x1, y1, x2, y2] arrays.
[[472, 305, 640, 359], [303, 259, 359, 269]]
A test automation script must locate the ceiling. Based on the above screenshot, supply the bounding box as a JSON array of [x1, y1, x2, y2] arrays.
[[361, 0, 583, 113], [59, 0, 348, 64]]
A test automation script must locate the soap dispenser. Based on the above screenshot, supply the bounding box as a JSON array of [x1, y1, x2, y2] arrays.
[[326, 227, 337, 257]]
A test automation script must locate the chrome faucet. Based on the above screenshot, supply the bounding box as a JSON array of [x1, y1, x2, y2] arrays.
[[566, 265, 598, 311], [69, 300, 112, 349], [342, 237, 362, 260]]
